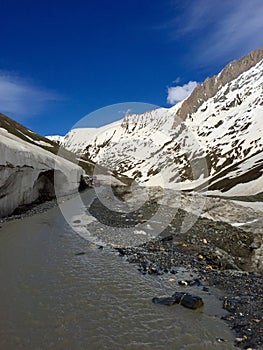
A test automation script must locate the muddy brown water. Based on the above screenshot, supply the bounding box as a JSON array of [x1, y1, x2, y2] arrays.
[[0, 190, 238, 349]]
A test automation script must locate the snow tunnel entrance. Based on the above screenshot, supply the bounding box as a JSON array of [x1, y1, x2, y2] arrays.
[[35, 170, 56, 201]]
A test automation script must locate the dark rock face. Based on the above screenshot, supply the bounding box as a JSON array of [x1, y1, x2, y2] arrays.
[[175, 45, 263, 123]]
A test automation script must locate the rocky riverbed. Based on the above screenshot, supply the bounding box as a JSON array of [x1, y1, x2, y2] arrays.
[[90, 186, 263, 350], [113, 237, 262, 349], [1, 186, 262, 349]]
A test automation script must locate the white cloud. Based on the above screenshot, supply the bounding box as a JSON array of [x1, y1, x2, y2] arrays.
[[172, 77, 181, 84], [167, 81, 198, 105], [0, 73, 60, 119]]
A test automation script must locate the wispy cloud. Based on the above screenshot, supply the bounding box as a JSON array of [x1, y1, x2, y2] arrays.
[[165, 0, 263, 65], [118, 108, 132, 116], [0, 72, 61, 120], [167, 81, 198, 105]]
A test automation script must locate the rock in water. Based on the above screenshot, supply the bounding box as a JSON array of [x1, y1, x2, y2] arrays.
[[172, 292, 204, 309], [115, 247, 126, 256], [152, 292, 204, 309]]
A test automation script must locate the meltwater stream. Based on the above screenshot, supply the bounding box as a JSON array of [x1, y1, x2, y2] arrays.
[[0, 190, 237, 350]]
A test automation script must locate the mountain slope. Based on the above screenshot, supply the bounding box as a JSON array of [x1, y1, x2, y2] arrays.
[[47, 120, 123, 155], [0, 113, 79, 163], [177, 45, 263, 121], [50, 47, 263, 197]]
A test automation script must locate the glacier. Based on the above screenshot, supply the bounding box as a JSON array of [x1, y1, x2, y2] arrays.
[[0, 127, 84, 218]]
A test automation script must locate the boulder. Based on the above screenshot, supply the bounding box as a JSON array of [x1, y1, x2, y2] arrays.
[[172, 292, 204, 309], [152, 292, 204, 309]]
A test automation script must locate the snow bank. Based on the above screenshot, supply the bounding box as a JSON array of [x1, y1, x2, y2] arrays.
[[0, 129, 84, 218]]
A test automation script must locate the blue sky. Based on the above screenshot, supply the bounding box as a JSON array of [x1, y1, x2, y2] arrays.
[[0, 0, 263, 135]]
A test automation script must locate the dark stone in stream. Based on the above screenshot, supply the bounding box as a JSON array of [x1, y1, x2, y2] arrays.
[[152, 292, 204, 310], [75, 252, 86, 256], [172, 292, 204, 309], [115, 247, 125, 256]]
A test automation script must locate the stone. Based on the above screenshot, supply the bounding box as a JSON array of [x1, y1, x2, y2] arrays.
[[216, 338, 225, 343], [223, 297, 241, 313], [172, 292, 204, 309], [178, 280, 188, 286], [115, 247, 125, 256], [152, 292, 204, 310]]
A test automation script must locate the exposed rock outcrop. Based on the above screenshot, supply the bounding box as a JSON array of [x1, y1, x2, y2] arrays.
[[175, 46, 263, 123]]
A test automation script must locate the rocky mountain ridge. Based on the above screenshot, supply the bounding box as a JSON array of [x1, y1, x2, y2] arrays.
[[176, 45, 263, 122]]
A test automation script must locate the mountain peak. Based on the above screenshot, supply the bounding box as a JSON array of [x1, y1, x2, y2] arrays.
[[176, 45, 263, 122]]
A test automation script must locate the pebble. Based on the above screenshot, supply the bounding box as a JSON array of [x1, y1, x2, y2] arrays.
[[178, 280, 188, 286], [197, 254, 204, 260], [216, 338, 225, 342], [235, 337, 244, 342]]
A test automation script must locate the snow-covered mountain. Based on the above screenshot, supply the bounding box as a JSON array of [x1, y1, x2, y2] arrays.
[[47, 120, 122, 155], [48, 47, 263, 198], [46, 134, 64, 145], [0, 113, 84, 218]]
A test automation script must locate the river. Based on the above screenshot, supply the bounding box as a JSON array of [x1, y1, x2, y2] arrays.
[[0, 189, 238, 350]]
